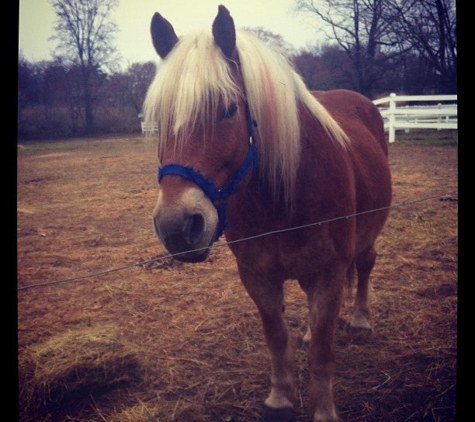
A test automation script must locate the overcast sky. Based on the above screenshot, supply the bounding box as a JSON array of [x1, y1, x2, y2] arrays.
[[19, 0, 323, 67]]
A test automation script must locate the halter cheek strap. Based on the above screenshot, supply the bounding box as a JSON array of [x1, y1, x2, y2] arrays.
[[158, 141, 257, 240], [158, 101, 258, 241]]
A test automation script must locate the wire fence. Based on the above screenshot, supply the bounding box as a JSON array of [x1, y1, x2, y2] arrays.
[[17, 190, 457, 292]]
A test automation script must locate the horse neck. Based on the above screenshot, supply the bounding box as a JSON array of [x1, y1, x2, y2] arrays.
[[226, 163, 296, 235], [227, 101, 337, 229]]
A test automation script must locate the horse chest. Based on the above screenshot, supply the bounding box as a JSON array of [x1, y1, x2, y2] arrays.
[[227, 219, 344, 281]]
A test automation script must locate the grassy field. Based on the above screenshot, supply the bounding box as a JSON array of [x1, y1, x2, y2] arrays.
[[17, 131, 457, 422]]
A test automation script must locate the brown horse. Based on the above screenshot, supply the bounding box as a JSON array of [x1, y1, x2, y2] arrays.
[[144, 6, 391, 422]]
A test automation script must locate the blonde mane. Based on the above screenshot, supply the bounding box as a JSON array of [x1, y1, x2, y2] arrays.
[[143, 28, 349, 206]]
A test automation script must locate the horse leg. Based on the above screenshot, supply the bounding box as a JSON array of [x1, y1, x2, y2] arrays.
[[348, 245, 377, 334], [301, 270, 345, 422], [237, 265, 295, 422]]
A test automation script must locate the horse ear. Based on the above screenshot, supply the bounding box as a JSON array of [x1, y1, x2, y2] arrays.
[[150, 12, 179, 59], [212, 5, 236, 59]]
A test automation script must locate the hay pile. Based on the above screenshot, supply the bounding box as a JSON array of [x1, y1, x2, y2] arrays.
[[19, 324, 143, 421]]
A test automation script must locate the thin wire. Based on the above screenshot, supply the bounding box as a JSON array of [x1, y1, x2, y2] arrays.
[[17, 190, 457, 292]]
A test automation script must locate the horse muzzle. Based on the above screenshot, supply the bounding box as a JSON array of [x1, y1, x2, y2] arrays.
[[152, 185, 218, 262]]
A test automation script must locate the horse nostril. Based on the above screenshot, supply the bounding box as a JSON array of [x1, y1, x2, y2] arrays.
[[153, 216, 160, 236], [187, 213, 205, 245]]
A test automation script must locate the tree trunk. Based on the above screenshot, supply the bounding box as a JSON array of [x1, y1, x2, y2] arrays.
[[82, 67, 94, 134]]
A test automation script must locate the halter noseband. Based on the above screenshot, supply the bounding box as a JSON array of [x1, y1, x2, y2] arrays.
[[157, 103, 258, 241]]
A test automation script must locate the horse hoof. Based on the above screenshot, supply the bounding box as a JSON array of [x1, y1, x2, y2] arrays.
[[262, 405, 294, 422]]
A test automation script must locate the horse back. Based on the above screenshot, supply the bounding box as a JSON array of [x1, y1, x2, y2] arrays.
[[313, 89, 388, 158]]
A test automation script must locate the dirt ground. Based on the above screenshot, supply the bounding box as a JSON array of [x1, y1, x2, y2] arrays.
[[17, 133, 457, 422]]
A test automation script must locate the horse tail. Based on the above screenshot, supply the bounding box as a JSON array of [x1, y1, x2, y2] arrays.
[[370, 100, 389, 158]]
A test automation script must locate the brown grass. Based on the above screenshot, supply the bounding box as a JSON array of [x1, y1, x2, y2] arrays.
[[17, 133, 457, 421], [19, 324, 143, 421]]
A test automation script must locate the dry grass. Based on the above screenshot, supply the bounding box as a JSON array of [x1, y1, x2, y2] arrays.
[[19, 324, 143, 421], [17, 134, 457, 422]]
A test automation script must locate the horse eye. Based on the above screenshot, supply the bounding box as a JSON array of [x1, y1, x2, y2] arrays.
[[221, 103, 238, 120]]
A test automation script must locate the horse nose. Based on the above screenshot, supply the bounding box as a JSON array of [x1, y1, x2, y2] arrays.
[[153, 211, 209, 261], [154, 211, 206, 247]]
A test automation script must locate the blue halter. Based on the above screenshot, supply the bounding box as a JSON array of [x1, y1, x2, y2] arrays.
[[157, 103, 258, 241]]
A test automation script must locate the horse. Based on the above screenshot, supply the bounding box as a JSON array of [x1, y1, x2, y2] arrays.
[[143, 6, 392, 422]]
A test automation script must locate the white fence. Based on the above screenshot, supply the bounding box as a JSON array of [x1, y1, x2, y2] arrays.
[[139, 94, 457, 141], [141, 121, 158, 135], [373, 93, 457, 143]]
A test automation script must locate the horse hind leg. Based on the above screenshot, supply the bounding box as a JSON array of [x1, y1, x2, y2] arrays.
[[298, 279, 313, 343], [348, 245, 377, 334], [300, 247, 373, 343]]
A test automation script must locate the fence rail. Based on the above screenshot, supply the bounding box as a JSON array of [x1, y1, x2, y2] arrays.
[[373, 93, 457, 143], [140, 94, 457, 142], [141, 121, 158, 135]]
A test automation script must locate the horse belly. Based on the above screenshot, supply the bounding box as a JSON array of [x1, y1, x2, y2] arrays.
[[352, 147, 392, 254]]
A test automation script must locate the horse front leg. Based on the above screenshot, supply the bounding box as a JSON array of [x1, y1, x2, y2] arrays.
[[237, 265, 295, 422], [301, 270, 345, 422]]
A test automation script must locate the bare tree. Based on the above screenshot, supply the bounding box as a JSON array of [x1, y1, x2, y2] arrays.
[[390, 0, 457, 93], [49, 0, 120, 134], [125, 62, 156, 114], [295, 0, 400, 97], [295, 0, 456, 95], [242, 27, 296, 57], [293, 42, 353, 91]]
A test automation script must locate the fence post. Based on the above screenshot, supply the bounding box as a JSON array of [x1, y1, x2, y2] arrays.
[[388, 93, 396, 143]]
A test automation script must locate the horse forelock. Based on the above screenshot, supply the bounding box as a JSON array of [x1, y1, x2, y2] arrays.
[[143, 28, 349, 208], [143, 29, 241, 157]]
